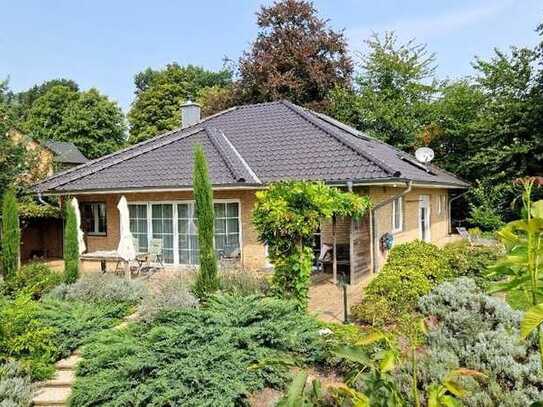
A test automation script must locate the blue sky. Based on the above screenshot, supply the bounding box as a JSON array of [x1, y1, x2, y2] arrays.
[[1, 0, 541, 111]]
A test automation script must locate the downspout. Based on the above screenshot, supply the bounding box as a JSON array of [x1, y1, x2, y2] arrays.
[[448, 190, 469, 234], [371, 181, 413, 274]]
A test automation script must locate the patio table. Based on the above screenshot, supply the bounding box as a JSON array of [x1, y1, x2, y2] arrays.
[[81, 251, 131, 279]]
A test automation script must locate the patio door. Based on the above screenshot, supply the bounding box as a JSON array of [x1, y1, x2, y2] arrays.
[[419, 195, 431, 242], [151, 204, 175, 264]]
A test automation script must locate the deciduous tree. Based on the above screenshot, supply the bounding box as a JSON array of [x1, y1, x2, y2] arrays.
[[238, 0, 352, 109]]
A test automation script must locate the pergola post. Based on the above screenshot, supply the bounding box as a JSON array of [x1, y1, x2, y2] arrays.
[[332, 214, 337, 284]]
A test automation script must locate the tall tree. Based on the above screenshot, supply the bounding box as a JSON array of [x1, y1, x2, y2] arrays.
[[1, 189, 20, 279], [192, 145, 219, 298], [238, 0, 352, 109], [328, 32, 437, 150], [22, 85, 126, 159], [63, 201, 79, 284], [128, 64, 232, 143]]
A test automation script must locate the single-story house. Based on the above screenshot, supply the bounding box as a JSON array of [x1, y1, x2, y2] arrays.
[[35, 100, 468, 283]]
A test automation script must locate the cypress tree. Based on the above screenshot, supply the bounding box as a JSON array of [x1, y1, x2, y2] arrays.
[[192, 144, 219, 297], [1, 189, 20, 279], [64, 200, 80, 283]]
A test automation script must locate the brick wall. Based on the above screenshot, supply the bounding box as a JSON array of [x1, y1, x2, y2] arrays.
[[76, 189, 266, 271]]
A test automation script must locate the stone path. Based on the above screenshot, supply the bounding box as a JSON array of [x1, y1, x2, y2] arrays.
[[308, 273, 374, 323], [32, 312, 139, 406]]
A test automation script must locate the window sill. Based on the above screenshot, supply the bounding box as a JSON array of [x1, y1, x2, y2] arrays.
[[87, 233, 107, 237]]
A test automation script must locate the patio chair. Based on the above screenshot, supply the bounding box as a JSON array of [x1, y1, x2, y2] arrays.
[[456, 227, 472, 245]]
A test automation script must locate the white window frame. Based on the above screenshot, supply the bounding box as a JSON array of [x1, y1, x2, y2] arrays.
[[391, 197, 403, 233], [127, 199, 242, 265], [82, 202, 107, 236]]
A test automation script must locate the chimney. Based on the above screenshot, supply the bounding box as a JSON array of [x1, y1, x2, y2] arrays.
[[181, 100, 201, 129]]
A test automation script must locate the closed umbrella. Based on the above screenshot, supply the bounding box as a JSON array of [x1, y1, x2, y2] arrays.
[[71, 197, 86, 254], [117, 196, 136, 261]]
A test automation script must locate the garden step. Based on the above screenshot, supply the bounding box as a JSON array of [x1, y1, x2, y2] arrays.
[[55, 354, 81, 370], [41, 370, 75, 387], [32, 386, 71, 406]]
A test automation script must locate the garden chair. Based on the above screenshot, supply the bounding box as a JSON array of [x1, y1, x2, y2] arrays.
[[456, 227, 473, 245]]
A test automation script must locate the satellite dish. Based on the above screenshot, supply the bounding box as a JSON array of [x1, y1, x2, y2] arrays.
[[415, 147, 434, 164]]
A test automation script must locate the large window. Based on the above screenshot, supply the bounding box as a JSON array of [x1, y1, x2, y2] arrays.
[[391, 197, 403, 233], [151, 204, 174, 264], [81, 202, 107, 235], [178, 203, 199, 265], [129, 204, 148, 253], [127, 200, 240, 265], [214, 202, 240, 257]]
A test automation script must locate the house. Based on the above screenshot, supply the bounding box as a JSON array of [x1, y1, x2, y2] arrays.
[[9, 129, 89, 180], [35, 100, 468, 282], [8, 130, 88, 261]]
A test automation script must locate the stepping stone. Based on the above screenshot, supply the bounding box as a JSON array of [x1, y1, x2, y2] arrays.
[[55, 354, 81, 370], [33, 386, 71, 406], [42, 370, 75, 387]]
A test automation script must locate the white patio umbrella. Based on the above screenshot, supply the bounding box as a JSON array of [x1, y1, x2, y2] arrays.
[[117, 196, 136, 261], [71, 197, 86, 254]]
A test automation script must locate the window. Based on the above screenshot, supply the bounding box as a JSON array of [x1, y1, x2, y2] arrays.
[[81, 202, 107, 235], [178, 203, 199, 265], [391, 197, 403, 232], [129, 204, 148, 253], [214, 202, 240, 257], [151, 204, 174, 264]]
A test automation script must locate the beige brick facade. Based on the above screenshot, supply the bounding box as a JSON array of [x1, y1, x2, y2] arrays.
[[75, 189, 266, 271], [74, 185, 450, 274]]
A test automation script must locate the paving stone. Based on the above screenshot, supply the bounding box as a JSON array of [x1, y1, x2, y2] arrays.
[[42, 370, 75, 387], [55, 354, 81, 370], [33, 386, 71, 405]]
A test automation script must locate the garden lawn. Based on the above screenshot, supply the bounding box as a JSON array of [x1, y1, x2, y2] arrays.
[[71, 294, 326, 406]]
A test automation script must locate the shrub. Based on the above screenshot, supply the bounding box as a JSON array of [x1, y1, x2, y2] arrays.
[[38, 298, 131, 360], [192, 144, 220, 298], [443, 242, 500, 289], [219, 269, 270, 296], [71, 294, 325, 406], [405, 278, 543, 405], [138, 274, 198, 322], [0, 360, 34, 406], [352, 241, 452, 325], [59, 273, 147, 305], [0, 295, 57, 380], [1, 262, 63, 299], [63, 201, 79, 283], [1, 189, 20, 280]]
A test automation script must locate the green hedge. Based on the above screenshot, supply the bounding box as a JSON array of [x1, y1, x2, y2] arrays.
[[352, 241, 454, 325], [352, 240, 499, 326]]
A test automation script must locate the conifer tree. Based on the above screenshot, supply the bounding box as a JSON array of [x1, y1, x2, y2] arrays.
[[1, 189, 20, 279], [63, 200, 79, 283]]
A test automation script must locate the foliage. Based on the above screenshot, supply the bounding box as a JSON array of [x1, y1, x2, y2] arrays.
[[0, 360, 34, 407], [1, 188, 20, 279], [22, 84, 125, 159], [198, 84, 237, 117], [238, 0, 352, 110], [253, 181, 371, 308], [352, 241, 453, 325], [17, 198, 62, 219], [277, 371, 327, 407], [1, 262, 62, 300], [219, 269, 271, 296], [128, 64, 232, 143], [50, 273, 147, 305], [37, 298, 131, 361], [442, 242, 500, 290], [328, 32, 437, 150], [410, 278, 543, 406], [138, 274, 198, 322], [0, 295, 58, 380], [467, 181, 506, 231], [70, 294, 325, 406], [192, 145, 219, 298], [63, 201, 79, 284]]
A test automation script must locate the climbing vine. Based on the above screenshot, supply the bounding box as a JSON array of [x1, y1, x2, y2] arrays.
[[253, 181, 372, 308]]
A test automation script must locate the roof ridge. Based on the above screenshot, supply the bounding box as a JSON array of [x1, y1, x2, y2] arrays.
[[280, 100, 398, 177], [38, 127, 205, 192], [206, 127, 261, 184]]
